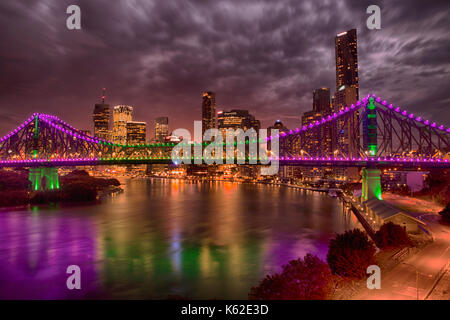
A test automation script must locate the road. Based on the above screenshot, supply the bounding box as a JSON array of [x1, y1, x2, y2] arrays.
[[353, 214, 450, 300]]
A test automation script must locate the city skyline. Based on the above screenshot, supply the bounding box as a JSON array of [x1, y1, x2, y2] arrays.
[[1, 1, 449, 135]]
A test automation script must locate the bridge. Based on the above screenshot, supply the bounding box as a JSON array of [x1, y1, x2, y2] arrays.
[[0, 94, 449, 200]]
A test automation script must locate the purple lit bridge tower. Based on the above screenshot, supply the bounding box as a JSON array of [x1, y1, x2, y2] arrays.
[[0, 94, 449, 200]]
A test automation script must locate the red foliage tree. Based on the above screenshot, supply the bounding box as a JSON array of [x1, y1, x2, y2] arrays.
[[249, 254, 333, 300], [326, 229, 376, 279], [375, 222, 412, 248]]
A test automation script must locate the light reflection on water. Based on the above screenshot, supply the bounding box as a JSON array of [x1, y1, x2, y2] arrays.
[[0, 179, 358, 299]]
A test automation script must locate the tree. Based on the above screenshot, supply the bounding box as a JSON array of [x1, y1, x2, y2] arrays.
[[0, 170, 30, 191], [439, 203, 450, 221], [327, 229, 376, 279], [61, 170, 120, 190], [62, 182, 97, 202], [375, 222, 412, 248], [421, 170, 450, 205], [249, 273, 286, 300], [249, 254, 333, 300], [0, 190, 30, 207]]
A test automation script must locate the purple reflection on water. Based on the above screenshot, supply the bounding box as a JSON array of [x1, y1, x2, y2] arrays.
[[263, 232, 332, 274], [0, 180, 359, 299], [0, 208, 99, 299]]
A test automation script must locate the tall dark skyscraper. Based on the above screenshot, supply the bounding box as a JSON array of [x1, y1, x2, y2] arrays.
[[202, 91, 216, 134], [93, 89, 111, 140], [313, 88, 331, 113], [335, 29, 359, 99]]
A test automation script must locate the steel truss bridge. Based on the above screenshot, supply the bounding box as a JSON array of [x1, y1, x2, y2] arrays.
[[0, 94, 449, 196]]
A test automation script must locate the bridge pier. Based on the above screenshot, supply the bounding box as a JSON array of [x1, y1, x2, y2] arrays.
[[361, 168, 382, 202], [29, 167, 60, 191]]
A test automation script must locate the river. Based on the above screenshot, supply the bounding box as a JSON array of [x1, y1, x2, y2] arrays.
[[0, 178, 359, 299]]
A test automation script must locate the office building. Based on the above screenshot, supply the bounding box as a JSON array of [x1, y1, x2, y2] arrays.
[[113, 105, 133, 144], [301, 110, 324, 157], [332, 85, 359, 158], [335, 29, 359, 99], [313, 88, 333, 157], [155, 117, 169, 142], [126, 121, 147, 145], [93, 103, 111, 140], [313, 88, 331, 113], [202, 91, 216, 134], [217, 109, 260, 136]]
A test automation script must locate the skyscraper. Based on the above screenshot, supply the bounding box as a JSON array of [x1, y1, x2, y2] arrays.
[[217, 109, 260, 136], [332, 85, 359, 160], [202, 91, 216, 134], [301, 110, 322, 156], [154, 117, 169, 142], [113, 105, 133, 144], [335, 29, 359, 99], [313, 88, 331, 113], [93, 89, 111, 140], [126, 121, 146, 145], [312, 88, 333, 157]]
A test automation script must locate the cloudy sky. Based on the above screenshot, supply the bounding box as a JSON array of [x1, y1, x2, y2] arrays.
[[0, 0, 449, 136]]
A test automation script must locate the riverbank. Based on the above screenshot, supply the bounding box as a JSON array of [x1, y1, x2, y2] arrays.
[[0, 169, 122, 208], [145, 174, 341, 195]]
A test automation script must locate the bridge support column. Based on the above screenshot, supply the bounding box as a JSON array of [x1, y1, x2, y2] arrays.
[[29, 167, 60, 191], [361, 168, 382, 202]]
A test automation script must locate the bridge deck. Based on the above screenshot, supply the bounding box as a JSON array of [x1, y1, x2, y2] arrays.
[[0, 158, 448, 168]]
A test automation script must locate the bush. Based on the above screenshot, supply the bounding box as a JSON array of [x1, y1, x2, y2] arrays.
[[375, 222, 412, 248], [0, 170, 30, 191], [62, 182, 98, 202], [327, 229, 376, 279], [417, 170, 450, 205], [0, 190, 30, 207], [249, 254, 333, 300], [30, 182, 98, 204], [61, 170, 120, 190], [439, 203, 450, 221]]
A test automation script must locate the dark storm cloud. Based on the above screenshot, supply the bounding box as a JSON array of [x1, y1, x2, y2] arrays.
[[0, 0, 449, 135]]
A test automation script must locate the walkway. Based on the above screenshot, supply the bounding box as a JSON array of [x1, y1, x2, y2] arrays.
[[353, 212, 450, 300]]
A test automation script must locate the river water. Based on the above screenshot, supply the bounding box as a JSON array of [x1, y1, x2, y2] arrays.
[[0, 178, 358, 299]]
